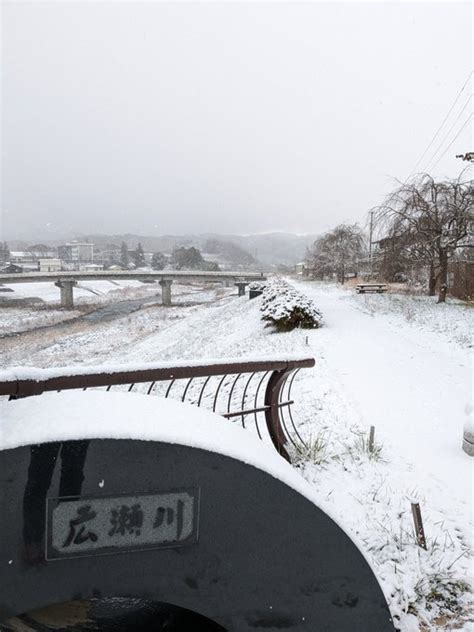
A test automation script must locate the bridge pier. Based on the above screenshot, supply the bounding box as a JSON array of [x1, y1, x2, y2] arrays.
[[159, 279, 173, 306], [235, 282, 248, 297], [55, 280, 77, 308]]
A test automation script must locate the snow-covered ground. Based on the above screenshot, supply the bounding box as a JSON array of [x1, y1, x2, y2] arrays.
[[0, 279, 151, 335], [1, 279, 144, 303], [289, 281, 473, 631], [0, 305, 82, 334], [0, 280, 227, 336], [348, 288, 473, 349], [1, 280, 472, 630]]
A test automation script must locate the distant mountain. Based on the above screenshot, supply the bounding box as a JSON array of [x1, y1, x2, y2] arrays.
[[7, 232, 317, 267], [203, 238, 256, 266], [218, 233, 316, 266]]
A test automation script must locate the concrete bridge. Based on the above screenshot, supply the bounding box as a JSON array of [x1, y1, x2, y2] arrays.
[[0, 270, 266, 308]]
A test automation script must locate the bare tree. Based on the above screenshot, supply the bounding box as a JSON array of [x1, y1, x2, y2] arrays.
[[306, 224, 365, 284], [374, 213, 439, 293], [374, 173, 473, 302]]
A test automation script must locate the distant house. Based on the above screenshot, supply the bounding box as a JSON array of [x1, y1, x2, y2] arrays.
[[82, 263, 104, 271], [447, 261, 473, 301], [10, 250, 57, 269], [9, 251, 37, 266], [38, 258, 61, 273], [1, 263, 24, 273], [97, 248, 121, 267], [295, 262, 306, 275]]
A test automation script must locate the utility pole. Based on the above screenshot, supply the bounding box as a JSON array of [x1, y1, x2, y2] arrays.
[[369, 210, 374, 278]]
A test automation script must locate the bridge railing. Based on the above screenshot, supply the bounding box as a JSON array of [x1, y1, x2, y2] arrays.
[[0, 357, 315, 462]]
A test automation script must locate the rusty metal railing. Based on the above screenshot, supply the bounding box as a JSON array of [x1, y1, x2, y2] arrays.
[[0, 357, 315, 462]]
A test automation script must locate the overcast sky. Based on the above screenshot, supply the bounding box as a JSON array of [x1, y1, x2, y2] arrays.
[[1, 1, 472, 240]]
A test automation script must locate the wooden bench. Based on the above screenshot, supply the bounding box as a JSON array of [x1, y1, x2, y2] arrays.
[[355, 283, 388, 294]]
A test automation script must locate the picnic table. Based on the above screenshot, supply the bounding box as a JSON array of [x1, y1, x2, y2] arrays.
[[355, 283, 388, 294]]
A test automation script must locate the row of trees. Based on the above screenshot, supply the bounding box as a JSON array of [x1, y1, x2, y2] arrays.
[[1, 239, 220, 273], [171, 246, 219, 271], [120, 242, 145, 268], [305, 173, 473, 303], [120, 243, 220, 271]]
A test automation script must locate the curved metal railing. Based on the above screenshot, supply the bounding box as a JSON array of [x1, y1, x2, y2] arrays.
[[0, 357, 315, 462]]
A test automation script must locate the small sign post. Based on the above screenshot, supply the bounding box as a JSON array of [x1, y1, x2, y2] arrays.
[[368, 426, 375, 453], [411, 502, 427, 550]]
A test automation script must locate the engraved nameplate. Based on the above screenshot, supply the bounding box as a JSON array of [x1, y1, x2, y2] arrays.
[[46, 488, 199, 560]]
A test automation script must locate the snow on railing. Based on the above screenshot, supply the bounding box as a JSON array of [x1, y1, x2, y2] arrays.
[[0, 356, 315, 462]]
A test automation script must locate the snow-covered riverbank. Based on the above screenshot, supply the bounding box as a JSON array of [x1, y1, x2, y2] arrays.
[[1, 280, 472, 630]]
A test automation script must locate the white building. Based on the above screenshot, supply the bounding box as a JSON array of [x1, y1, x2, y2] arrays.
[[58, 242, 94, 264], [38, 258, 62, 272]]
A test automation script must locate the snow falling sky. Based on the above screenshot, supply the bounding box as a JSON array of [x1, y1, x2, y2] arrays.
[[1, 1, 472, 240]]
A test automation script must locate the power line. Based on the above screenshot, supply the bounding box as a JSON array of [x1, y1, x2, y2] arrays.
[[424, 94, 473, 172], [409, 70, 473, 175], [430, 115, 473, 172]]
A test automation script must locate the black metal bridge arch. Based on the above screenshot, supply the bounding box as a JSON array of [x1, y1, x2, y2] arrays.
[[0, 358, 394, 631]]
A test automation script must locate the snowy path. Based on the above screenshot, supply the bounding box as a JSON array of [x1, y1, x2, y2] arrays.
[[293, 281, 473, 508]]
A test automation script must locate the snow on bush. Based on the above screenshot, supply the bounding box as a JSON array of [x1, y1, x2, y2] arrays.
[[260, 277, 323, 332], [248, 281, 266, 293]]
